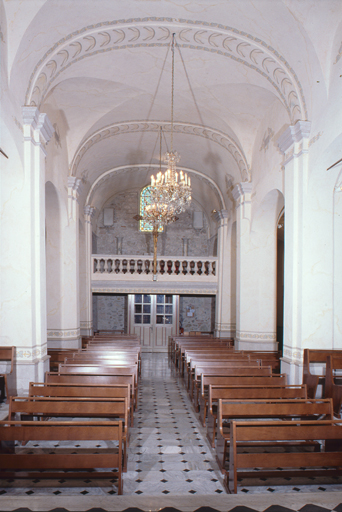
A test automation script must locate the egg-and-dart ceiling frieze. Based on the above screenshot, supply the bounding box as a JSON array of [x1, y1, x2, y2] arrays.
[[86, 164, 225, 210], [26, 18, 307, 123], [70, 120, 250, 181]]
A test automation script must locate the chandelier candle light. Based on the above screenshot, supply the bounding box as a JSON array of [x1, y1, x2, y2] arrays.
[[139, 33, 192, 278]]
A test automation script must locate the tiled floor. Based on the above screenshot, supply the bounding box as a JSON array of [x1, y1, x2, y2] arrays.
[[0, 353, 342, 511]]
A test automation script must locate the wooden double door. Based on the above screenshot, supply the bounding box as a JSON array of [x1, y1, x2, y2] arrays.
[[128, 294, 179, 352]]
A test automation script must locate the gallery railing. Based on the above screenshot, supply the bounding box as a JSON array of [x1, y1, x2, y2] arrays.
[[91, 255, 217, 283]]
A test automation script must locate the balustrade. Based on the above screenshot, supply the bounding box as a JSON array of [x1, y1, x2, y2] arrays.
[[91, 255, 217, 282]]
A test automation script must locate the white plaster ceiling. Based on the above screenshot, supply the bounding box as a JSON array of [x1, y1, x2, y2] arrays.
[[4, 0, 342, 212]]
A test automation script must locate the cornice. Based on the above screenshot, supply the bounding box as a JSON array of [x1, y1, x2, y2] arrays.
[[25, 18, 306, 123]]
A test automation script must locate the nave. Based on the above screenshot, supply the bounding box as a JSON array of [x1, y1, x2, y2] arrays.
[[0, 353, 342, 512]]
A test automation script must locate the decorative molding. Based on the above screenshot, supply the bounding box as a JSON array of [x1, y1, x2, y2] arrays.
[[80, 321, 93, 329], [15, 343, 48, 362], [25, 18, 306, 123], [282, 345, 303, 363], [86, 164, 225, 210], [309, 131, 323, 147], [236, 330, 277, 341], [260, 127, 274, 152], [92, 286, 218, 295], [47, 328, 80, 339], [70, 120, 249, 181]]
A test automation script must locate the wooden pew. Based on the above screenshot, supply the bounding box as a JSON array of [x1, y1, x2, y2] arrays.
[[0, 346, 15, 401], [205, 383, 307, 446], [303, 349, 342, 398], [48, 349, 78, 372], [191, 365, 272, 408], [45, 372, 137, 411], [0, 420, 123, 494], [57, 364, 139, 403], [325, 355, 342, 416], [216, 397, 333, 474], [227, 419, 342, 494], [29, 381, 133, 425], [9, 396, 128, 471]]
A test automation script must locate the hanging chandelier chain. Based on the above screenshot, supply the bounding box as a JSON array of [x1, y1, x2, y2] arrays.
[[171, 33, 175, 154]]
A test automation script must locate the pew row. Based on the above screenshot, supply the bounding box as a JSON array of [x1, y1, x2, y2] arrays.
[[204, 383, 307, 443], [0, 420, 123, 494], [216, 398, 333, 474], [227, 419, 342, 494]]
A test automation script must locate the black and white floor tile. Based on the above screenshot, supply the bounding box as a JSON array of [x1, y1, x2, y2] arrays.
[[0, 353, 342, 512]]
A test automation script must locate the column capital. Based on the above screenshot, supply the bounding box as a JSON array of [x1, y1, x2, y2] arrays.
[[232, 182, 253, 204], [68, 177, 82, 197], [213, 209, 229, 223], [22, 107, 54, 146], [277, 120, 311, 154], [84, 205, 96, 220]]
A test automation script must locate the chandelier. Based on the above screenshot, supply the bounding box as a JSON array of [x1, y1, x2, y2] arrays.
[[146, 33, 192, 222]]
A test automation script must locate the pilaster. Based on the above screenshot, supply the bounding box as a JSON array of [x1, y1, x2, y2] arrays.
[[213, 210, 235, 337], [233, 181, 277, 351], [81, 205, 96, 336], [19, 106, 54, 393], [277, 120, 311, 382]]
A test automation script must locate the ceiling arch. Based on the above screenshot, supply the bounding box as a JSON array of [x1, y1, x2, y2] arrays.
[[70, 120, 250, 181], [26, 18, 307, 123], [85, 164, 226, 214]]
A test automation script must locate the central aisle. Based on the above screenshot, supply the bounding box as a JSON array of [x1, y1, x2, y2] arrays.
[[123, 353, 226, 495]]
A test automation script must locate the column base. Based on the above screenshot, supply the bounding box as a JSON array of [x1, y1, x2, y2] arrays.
[[280, 357, 303, 386], [235, 331, 278, 351], [214, 323, 236, 338], [80, 321, 93, 337], [47, 328, 81, 350]]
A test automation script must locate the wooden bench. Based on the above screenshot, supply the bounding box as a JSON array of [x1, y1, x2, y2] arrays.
[[9, 395, 129, 471], [325, 355, 342, 416], [303, 349, 342, 398], [192, 365, 272, 408], [0, 420, 123, 493], [205, 383, 307, 446], [0, 346, 15, 401], [227, 419, 342, 494], [216, 397, 333, 474], [45, 372, 137, 410], [29, 381, 133, 425]]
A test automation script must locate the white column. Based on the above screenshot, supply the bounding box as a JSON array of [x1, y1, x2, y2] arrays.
[[277, 120, 311, 383], [17, 106, 54, 393], [81, 205, 96, 336], [214, 210, 235, 337], [232, 182, 278, 351]]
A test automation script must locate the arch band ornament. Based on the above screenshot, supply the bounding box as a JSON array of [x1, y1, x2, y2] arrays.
[[70, 120, 250, 181], [26, 18, 306, 123]]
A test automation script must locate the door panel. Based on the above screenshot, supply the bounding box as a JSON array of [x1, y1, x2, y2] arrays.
[[129, 294, 178, 352]]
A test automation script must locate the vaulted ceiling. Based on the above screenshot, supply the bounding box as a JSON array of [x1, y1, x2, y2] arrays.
[[4, 0, 341, 216]]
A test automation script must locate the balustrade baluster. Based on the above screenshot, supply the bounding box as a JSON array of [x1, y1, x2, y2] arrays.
[[197, 261, 202, 275], [130, 259, 135, 274]]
